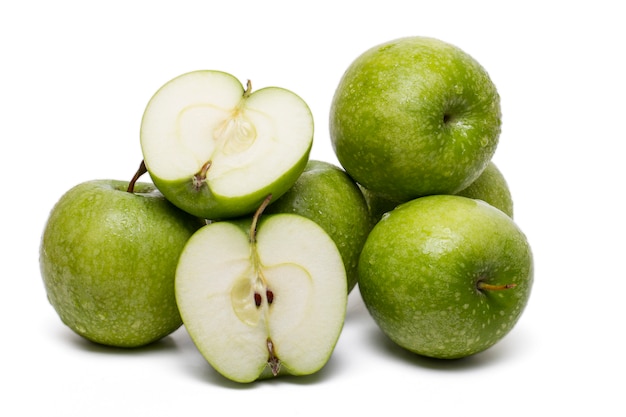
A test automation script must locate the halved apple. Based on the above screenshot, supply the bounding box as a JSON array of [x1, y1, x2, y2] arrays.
[[175, 200, 347, 383], [140, 70, 313, 219]]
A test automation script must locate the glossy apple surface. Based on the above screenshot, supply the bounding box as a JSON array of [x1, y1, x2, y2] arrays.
[[358, 195, 533, 359], [40, 180, 202, 347], [363, 160, 514, 223], [330, 36, 501, 201], [456, 161, 513, 217], [265, 160, 372, 292]]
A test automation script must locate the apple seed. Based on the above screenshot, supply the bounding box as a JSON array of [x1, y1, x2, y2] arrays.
[[253, 288, 274, 309]]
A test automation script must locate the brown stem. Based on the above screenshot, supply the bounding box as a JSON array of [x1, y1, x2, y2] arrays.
[[243, 79, 252, 98], [127, 160, 148, 193], [477, 282, 517, 291], [249, 194, 273, 243], [192, 160, 212, 190]]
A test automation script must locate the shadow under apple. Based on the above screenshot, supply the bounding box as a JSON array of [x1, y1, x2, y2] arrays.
[[366, 322, 531, 372], [59, 325, 182, 356], [186, 345, 347, 389], [172, 322, 347, 388]]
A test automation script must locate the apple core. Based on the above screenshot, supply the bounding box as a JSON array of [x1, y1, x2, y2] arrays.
[[175, 203, 347, 382], [140, 70, 313, 219]]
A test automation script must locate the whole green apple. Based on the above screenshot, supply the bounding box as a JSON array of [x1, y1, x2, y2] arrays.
[[140, 70, 313, 220], [330, 36, 501, 201], [40, 179, 202, 347], [362, 160, 514, 223], [358, 195, 533, 359], [456, 161, 513, 218], [265, 160, 372, 292]]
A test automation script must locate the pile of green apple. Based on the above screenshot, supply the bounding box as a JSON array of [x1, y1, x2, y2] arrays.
[[40, 36, 533, 383]]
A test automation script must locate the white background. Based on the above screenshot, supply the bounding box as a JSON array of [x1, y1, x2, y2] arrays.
[[2, 1, 624, 415]]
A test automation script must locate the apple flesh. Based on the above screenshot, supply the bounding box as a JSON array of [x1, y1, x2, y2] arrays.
[[175, 203, 347, 383], [265, 159, 372, 292], [39, 180, 203, 347], [358, 195, 533, 359], [330, 36, 501, 201], [140, 70, 313, 220]]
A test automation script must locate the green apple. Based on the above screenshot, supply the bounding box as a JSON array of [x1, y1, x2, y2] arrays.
[[140, 70, 313, 220], [39, 179, 203, 348], [358, 195, 533, 359], [362, 160, 514, 223], [456, 161, 513, 218], [175, 197, 347, 383], [359, 185, 402, 226], [330, 36, 501, 202], [265, 159, 372, 292]]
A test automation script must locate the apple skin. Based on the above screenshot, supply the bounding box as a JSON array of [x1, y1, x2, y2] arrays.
[[175, 213, 347, 382], [456, 161, 513, 218], [359, 185, 401, 226], [358, 195, 533, 359], [330, 36, 501, 202], [39, 180, 203, 348], [150, 149, 310, 220], [140, 70, 314, 221], [265, 160, 372, 292], [362, 161, 514, 223]]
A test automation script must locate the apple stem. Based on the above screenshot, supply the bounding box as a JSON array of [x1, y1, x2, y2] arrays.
[[477, 281, 517, 291], [127, 160, 148, 193], [249, 194, 273, 243], [192, 161, 212, 190], [266, 337, 281, 377], [243, 79, 252, 98]]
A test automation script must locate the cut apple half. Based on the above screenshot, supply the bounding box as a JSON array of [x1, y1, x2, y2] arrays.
[[140, 70, 313, 219], [175, 207, 347, 383]]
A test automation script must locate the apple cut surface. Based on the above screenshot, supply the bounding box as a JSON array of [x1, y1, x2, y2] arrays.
[[175, 214, 347, 383], [140, 70, 313, 219], [265, 159, 373, 293]]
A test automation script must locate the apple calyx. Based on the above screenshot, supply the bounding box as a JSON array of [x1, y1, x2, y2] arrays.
[[127, 160, 148, 193], [477, 281, 517, 291], [266, 337, 280, 377]]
